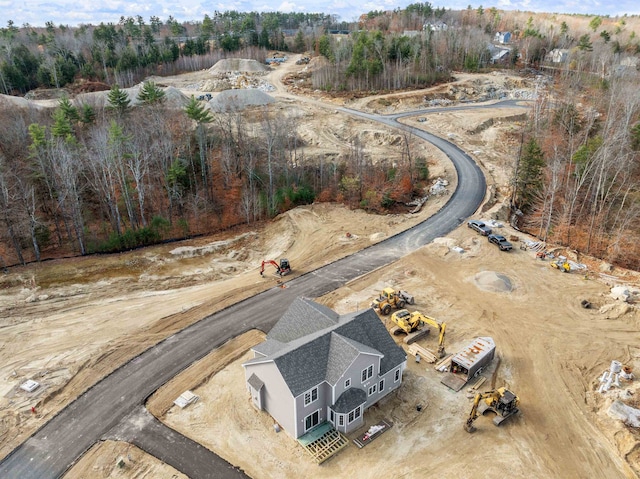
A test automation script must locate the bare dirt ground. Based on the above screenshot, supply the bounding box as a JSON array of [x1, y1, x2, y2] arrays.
[[160, 216, 640, 479], [1, 54, 639, 478]]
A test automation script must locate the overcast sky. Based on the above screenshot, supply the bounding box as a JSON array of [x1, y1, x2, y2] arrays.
[[0, 0, 638, 28]]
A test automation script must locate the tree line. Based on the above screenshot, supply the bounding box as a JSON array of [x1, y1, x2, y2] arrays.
[[0, 12, 338, 94], [512, 70, 640, 270], [2, 5, 639, 95], [0, 81, 424, 266]]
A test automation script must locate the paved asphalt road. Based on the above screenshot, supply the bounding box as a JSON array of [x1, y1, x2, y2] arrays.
[[0, 105, 494, 479]]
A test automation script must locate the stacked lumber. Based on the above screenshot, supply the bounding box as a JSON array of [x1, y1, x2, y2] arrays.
[[407, 344, 437, 363], [469, 376, 486, 391], [434, 354, 452, 372]]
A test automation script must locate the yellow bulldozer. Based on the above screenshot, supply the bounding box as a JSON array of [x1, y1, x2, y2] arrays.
[[550, 257, 570, 273], [371, 287, 415, 315], [464, 387, 520, 433], [389, 309, 446, 357]]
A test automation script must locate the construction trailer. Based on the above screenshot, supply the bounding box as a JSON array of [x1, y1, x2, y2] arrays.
[[450, 336, 495, 380]]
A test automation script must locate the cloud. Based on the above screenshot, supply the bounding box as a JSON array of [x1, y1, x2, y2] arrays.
[[0, 0, 639, 28]]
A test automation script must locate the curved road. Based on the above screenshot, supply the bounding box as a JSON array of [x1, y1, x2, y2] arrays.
[[1, 103, 497, 478]]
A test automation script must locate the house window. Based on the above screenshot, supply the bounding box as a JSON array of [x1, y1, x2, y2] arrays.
[[339, 414, 344, 426], [379, 379, 385, 392], [344, 378, 351, 389], [330, 409, 334, 423], [394, 368, 400, 382], [368, 383, 377, 396], [304, 410, 320, 432], [348, 404, 363, 424], [361, 365, 373, 383], [304, 386, 318, 406]]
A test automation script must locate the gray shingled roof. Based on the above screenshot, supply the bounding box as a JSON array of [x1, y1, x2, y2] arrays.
[[250, 299, 406, 398], [267, 297, 339, 343], [247, 373, 264, 391], [252, 338, 285, 357], [325, 333, 383, 385], [333, 388, 367, 413], [333, 310, 406, 377]]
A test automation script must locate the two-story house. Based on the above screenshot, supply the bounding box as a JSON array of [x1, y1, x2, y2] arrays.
[[242, 297, 407, 438]]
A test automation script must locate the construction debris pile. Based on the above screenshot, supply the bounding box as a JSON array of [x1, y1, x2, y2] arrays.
[[598, 360, 634, 394], [429, 178, 449, 195], [608, 400, 640, 428]]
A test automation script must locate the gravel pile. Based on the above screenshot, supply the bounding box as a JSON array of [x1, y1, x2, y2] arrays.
[[209, 89, 276, 112], [200, 72, 275, 93], [209, 58, 270, 74]]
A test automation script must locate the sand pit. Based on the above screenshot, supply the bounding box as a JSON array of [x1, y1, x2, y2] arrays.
[[474, 270, 513, 292]]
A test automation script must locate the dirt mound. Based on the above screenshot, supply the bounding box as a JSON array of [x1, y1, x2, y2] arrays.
[[473, 270, 513, 292], [209, 58, 270, 74], [209, 89, 276, 112], [307, 55, 330, 71], [0, 94, 44, 110], [69, 80, 110, 94]]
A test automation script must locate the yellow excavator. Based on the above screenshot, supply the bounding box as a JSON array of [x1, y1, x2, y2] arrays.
[[464, 387, 520, 433], [390, 309, 446, 357]]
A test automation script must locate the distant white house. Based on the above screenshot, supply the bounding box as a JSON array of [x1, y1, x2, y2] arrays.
[[424, 22, 448, 32], [546, 48, 569, 64], [495, 31, 511, 44]]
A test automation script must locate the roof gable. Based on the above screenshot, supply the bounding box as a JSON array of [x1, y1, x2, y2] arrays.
[[325, 333, 382, 385], [267, 297, 340, 343], [333, 309, 406, 377]]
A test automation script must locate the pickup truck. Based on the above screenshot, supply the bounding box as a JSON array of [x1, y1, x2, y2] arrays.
[[488, 234, 512, 251], [468, 219, 492, 236]]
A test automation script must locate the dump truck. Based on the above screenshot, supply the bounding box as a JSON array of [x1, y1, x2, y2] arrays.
[[371, 287, 415, 315]]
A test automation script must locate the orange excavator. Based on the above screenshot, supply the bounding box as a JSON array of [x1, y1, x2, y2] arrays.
[[260, 259, 291, 277]]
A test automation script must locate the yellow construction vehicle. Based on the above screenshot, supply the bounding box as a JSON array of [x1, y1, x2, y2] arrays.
[[389, 309, 446, 357], [390, 309, 422, 334], [464, 387, 520, 433], [550, 258, 570, 273], [371, 287, 414, 315]]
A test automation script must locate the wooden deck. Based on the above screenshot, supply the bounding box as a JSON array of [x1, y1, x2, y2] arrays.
[[298, 423, 349, 464]]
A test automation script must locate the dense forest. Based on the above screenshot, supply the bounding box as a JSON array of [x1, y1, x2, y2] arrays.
[[1, 4, 640, 269]]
